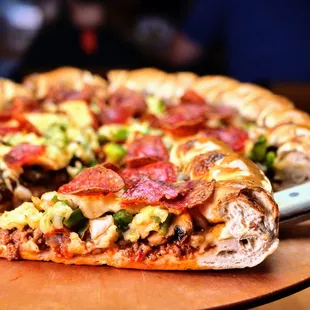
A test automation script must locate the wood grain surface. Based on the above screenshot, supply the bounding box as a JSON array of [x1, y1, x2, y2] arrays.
[[0, 222, 309, 310]]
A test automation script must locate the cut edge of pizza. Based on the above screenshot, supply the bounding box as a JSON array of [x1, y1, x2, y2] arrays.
[[0, 136, 279, 270]]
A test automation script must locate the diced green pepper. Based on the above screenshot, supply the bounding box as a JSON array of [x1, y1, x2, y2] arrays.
[[51, 195, 58, 203], [250, 135, 267, 162], [63, 208, 86, 229], [111, 128, 129, 142], [103, 143, 126, 164], [159, 214, 173, 236], [151, 216, 161, 224], [88, 160, 98, 167], [98, 128, 129, 144], [146, 95, 166, 116], [113, 209, 133, 231], [77, 219, 89, 239], [98, 134, 107, 145], [264, 151, 276, 170]]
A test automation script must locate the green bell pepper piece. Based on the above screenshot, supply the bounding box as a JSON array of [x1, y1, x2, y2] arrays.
[[159, 214, 173, 236], [64, 208, 86, 229], [103, 143, 126, 164], [113, 209, 133, 231], [250, 135, 267, 162]]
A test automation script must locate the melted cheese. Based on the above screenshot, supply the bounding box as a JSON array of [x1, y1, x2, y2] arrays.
[[59, 100, 94, 128], [0, 202, 41, 230], [23, 113, 68, 134], [123, 206, 168, 242], [58, 193, 122, 219]]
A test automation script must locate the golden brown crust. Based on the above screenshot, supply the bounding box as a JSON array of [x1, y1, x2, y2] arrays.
[[23, 67, 107, 100], [0, 79, 33, 110], [267, 124, 310, 146]]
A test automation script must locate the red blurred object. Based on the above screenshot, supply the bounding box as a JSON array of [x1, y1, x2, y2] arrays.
[[80, 29, 98, 54]]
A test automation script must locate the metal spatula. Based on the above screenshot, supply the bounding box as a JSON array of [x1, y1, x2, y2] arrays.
[[275, 182, 310, 225]]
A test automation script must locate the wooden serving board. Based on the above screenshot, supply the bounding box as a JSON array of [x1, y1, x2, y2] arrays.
[[0, 222, 309, 310]]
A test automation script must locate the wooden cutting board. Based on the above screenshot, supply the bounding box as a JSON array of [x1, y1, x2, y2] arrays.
[[0, 222, 309, 310]]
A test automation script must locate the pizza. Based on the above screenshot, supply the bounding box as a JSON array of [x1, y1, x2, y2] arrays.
[[0, 66, 306, 269]]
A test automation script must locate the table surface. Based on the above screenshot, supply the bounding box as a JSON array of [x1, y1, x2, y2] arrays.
[[0, 222, 309, 310]]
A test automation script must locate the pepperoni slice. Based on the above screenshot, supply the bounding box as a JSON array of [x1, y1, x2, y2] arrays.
[[58, 165, 124, 195], [0, 126, 21, 135], [126, 135, 169, 168], [121, 177, 215, 210], [4, 144, 46, 168], [100, 105, 134, 124], [121, 177, 185, 206], [162, 180, 215, 210], [11, 97, 39, 116], [202, 126, 249, 152], [160, 103, 207, 136], [122, 161, 178, 183], [109, 88, 146, 116], [180, 90, 206, 105]]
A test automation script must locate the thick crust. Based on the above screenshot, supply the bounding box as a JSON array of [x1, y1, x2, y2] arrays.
[[23, 67, 107, 100], [0, 79, 33, 110]]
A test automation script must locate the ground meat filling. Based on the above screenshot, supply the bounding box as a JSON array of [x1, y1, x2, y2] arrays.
[[0, 227, 197, 262], [118, 239, 196, 263], [0, 227, 45, 260]]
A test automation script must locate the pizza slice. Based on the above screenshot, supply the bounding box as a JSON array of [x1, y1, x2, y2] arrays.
[[0, 136, 278, 270]]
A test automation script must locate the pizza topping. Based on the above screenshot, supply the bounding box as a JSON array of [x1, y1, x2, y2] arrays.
[[100, 88, 147, 125], [249, 135, 276, 174], [202, 126, 249, 152], [58, 165, 124, 195], [162, 180, 215, 210], [63, 208, 87, 229], [121, 177, 183, 206], [40, 201, 73, 233], [122, 161, 178, 183], [112, 209, 133, 231], [98, 125, 129, 143], [126, 135, 169, 168], [11, 97, 39, 116], [145, 95, 166, 116], [249, 135, 268, 162], [103, 143, 127, 164], [100, 105, 134, 124], [0, 202, 41, 230], [121, 177, 215, 211], [109, 88, 147, 116], [0, 124, 21, 136], [4, 144, 46, 168], [180, 90, 206, 105], [123, 206, 169, 242], [160, 103, 207, 136]]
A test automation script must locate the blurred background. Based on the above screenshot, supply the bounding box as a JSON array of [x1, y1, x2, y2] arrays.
[[1, 0, 310, 111]]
